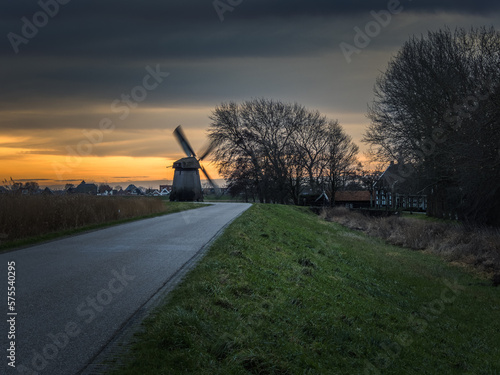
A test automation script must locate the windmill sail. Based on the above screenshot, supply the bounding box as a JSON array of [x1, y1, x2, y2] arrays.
[[169, 125, 217, 202]]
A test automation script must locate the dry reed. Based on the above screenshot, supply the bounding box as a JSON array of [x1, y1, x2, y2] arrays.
[[322, 207, 500, 277], [0, 194, 167, 242]]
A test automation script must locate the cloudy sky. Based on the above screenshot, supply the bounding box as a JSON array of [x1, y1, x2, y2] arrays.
[[1, 0, 499, 188]]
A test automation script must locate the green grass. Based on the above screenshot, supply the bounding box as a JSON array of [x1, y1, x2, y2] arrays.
[[203, 194, 249, 202], [112, 204, 500, 375], [401, 212, 457, 223], [0, 201, 205, 252]]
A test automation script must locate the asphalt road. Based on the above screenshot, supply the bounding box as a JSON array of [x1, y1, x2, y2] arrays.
[[0, 202, 251, 375]]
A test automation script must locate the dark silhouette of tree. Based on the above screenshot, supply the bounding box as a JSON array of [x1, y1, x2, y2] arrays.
[[24, 181, 39, 193], [364, 27, 500, 226], [98, 184, 112, 194], [322, 121, 359, 205], [208, 98, 358, 204]]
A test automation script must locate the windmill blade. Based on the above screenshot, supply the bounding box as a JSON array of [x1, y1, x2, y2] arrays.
[[200, 164, 219, 192], [198, 141, 216, 161], [173, 125, 196, 157]]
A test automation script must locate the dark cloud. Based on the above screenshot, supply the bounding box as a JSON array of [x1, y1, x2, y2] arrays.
[[3, 0, 499, 26], [14, 178, 52, 181], [1, 0, 499, 163], [2, 0, 499, 58]]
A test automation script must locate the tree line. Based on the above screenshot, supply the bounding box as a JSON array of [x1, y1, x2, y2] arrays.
[[364, 26, 500, 226], [208, 99, 358, 204]]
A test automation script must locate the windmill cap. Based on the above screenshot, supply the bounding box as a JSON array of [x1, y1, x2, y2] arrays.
[[173, 157, 201, 169]]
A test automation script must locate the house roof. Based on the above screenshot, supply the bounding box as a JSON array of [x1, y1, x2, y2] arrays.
[[375, 162, 427, 195], [42, 187, 54, 195], [75, 180, 98, 194], [125, 184, 138, 192], [376, 162, 409, 188], [335, 191, 371, 202]]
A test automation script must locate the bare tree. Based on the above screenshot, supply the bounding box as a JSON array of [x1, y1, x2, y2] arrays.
[[321, 121, 359, 205], [209, 101, 269, 202], [24, 181, 39, 193], [98, 184, 112, 194], [3, 179, 39, 194], [208, 98, 359, 205], [291, 110, 330, 191], [364, 27, 500, 225]]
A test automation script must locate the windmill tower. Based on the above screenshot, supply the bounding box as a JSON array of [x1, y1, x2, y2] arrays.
[[169, 125, 216, 202]]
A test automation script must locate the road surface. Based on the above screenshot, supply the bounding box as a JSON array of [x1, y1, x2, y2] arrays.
[[0, 202, 251, 375]]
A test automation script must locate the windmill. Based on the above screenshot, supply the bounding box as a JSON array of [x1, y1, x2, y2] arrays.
[[169, 125, 216, 202]]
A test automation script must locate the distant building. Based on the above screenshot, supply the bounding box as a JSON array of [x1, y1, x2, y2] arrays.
[[159, 185, 172, 196], [74, 180, 98, 195], [335, 191, 372, 209], [125, 184, 143, 195], [41, 187, 54, 195], [299, 189, 330, 207], [113, 189, 124, 196], [374, 162, 427, 211]]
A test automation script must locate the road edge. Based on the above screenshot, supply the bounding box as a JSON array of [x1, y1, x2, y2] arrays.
[[79, 203, 251, 375]]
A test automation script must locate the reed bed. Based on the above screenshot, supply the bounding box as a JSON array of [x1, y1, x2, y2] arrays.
[[0, 194, 167, 243]]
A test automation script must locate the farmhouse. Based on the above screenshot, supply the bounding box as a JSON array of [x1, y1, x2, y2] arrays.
[[74, 180, 98, 195], [334, 191, 372, 209], [374, 162, 427, 211], [125, 184, 144, 195]]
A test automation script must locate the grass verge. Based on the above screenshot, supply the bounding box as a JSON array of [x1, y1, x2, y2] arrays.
[[0, 199, 205, 252], [204, 194, 249, 203], [112, 204, 500, 375], [322, 207, 500, 279], [401, 211, 457, 223]]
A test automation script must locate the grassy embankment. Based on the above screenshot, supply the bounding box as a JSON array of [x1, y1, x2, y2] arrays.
[[323, 207, 500, 279], [0, 195, 205, 251], [112, 204, 500, 375], [204, 194, 249, 202]]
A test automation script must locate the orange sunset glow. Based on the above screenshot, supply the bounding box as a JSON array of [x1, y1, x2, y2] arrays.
[[1, 145, 221, 188], [1, 104, 371, 189], [0, 106, 225, 188]]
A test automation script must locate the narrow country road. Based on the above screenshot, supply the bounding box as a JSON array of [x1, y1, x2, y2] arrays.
[[0, 203, 251, 375]]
